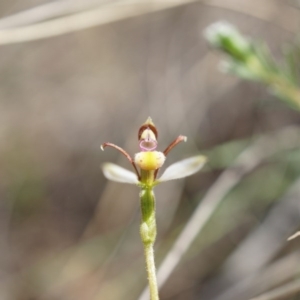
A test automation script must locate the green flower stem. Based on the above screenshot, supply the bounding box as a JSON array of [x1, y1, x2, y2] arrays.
[[140, 169, 159, 300], [144, 244, 159, 300]]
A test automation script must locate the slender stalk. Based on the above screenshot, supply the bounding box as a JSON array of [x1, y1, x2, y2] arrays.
[[140, 169, 159, 300], [144, 244, 159, 300]]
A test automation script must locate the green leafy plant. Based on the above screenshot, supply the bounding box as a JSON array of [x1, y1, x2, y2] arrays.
[[204, 21, 300, 109], [205, 22, 300, 243], [101, 117, 206, 300]]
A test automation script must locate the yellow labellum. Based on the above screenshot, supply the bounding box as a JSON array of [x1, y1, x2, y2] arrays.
[[135, 151, 165, 171]]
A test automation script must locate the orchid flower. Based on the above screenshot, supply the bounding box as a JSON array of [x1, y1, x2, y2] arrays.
[[101, 117, 206, 300]]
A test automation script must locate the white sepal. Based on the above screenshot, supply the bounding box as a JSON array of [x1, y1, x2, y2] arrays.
[[157, 155, 207, 182], [102, 163, 139, 184]]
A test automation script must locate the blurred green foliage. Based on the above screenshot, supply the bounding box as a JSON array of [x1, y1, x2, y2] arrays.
[[205, 21, 300, 109]]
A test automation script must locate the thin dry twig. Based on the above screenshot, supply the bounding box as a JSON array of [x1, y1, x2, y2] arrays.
[[0, 0, 112, 29], [137, 126, 300, 300], [210, 165, 300, 300], [246, 251, 300, 300], [249, 277, 300, 300], [0, 0, 198, 45], [0, 0, 296, 47], [287, 231, 300, 241]]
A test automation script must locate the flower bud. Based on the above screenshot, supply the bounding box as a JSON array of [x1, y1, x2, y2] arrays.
[[204, 21, 251, 62], [135, 151, 165, 171]]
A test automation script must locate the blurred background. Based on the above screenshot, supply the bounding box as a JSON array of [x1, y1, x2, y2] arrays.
[[1, 0, 300, 299]]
